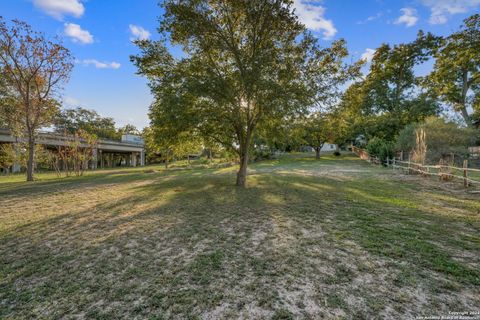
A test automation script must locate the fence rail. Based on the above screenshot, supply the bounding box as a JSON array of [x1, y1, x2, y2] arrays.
[[351, 146, 480, 188]]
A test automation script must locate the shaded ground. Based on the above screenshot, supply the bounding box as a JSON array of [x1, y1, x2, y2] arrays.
[[0, 154, 479, 319]]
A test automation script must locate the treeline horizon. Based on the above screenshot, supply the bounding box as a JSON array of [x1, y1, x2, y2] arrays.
[[1, 1, 479, 184]]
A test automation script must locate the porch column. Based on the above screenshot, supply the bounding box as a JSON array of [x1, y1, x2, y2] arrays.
[[131, 152, 137, 167], [140, 150, 145, 166], [92, 148, 98, 169], [12, 143, 21, 173], [99, 150, 104, 169]]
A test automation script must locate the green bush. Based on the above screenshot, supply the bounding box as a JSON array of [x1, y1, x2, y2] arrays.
[[333, 151, 341, 156], [395, 123, 416, 153], [366, 137, 394, 163], [395, 117, 477, 164], [252, 149, 272, 161]]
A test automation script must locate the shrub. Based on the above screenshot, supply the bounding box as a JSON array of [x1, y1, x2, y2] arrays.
[[252, 149, 272, 161], [395, 117, 476, 164], [366, 137, 394, 163], [333, 151, 341, 156], [395, 123, 416, 152]]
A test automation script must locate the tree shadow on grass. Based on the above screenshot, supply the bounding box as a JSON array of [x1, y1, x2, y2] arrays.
[[1, 163, 479, 318]]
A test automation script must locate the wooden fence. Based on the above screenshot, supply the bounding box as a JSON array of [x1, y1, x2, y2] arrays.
[[351, 146, 480, 188]]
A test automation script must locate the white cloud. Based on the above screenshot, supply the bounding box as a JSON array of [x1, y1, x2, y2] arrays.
[[129, 24, 151, 41], [420, 0, 480, 25], [82, 59, 121, 69], [361, 48, 376, 63], [357, 12, 383, 24], [33, 0, 84, 20], [394, 7, 418, 27], [292, 0, 337, 39], [64, 23, 93, 44], [63, 96, 80, 106]]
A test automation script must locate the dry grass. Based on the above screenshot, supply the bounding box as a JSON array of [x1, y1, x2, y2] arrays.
[[0, 153, 479, 319]]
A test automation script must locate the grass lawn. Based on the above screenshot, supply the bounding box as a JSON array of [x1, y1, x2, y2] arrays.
[[1, 153, 479, 319]]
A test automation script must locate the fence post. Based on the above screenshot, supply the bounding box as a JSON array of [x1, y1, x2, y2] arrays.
[[400, 151, 404, 161], [393, 157, 396, 170], [407, 154, 411, 174], [463, 159, 469, 188]]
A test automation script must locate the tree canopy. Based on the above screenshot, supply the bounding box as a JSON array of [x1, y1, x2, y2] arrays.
[[54, 107, 116, 139], [0, 18, 73, 181], [338, 31, 441, 141], [132, 0, 358, 186], [53, 107, 139, 141], [428, 14, 480, 127]]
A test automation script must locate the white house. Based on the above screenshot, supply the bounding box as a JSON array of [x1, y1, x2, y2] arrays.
[[321, 143, 338, 152], [302, 143, 338, 153]]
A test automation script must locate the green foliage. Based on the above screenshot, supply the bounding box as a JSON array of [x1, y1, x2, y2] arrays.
[[339, 31, 441, 141], [301, 111, 346, 158], [428, 14, 480, 127], [395, 117, 476, 163], [252, 148, 272, 161], [0, 18, 74, 181], [0, 143, 15, 172], [131, 0, 357, 186], [252, 117, 303, 153], [53, 107, 140, 142], [271, 309, 294, 320], [395, 123, 417, 152], [54, 107, 119, 140], [58, 129, 98, 177], [366, 137, 394, 163], [143, 124, 202, 167], [0, 68, 15, 129], [117, 124, 139, 136], [142, 126, 161, 164], [302, 113, 331, 152], [4, 143, 50, 171]]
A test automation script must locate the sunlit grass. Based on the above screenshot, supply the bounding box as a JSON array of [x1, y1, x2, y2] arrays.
[[0, 153, 479, 319]]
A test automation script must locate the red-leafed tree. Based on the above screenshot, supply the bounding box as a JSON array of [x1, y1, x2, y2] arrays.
[[0, 18, 73, 181]]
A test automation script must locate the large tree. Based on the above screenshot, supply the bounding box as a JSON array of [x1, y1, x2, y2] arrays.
[[117, 124, 140, 136], [54, 107, 118, 140], [340, 31, 440, 141], [428, 14, 480, 127], [302, 110, 346, 159], [132, 0, 357, 186], [0, 18, 73, 181]]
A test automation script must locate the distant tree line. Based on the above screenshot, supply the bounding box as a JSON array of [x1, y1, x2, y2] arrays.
[[53, 107, 139, 141], [340, 14, 480, 165], [2, 6, 479, 182]]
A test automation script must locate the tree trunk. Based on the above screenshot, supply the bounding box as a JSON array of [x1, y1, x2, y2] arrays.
[[460, 70, 473, 127], [236, 127, 254, 188], [315, 147, 321, 159], [459, 104, 472, 127], [26, 136, 35, 181], [236, 151, 248, 187]]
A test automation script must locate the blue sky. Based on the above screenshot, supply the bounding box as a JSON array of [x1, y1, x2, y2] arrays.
[[1, 0, 479, 129]]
